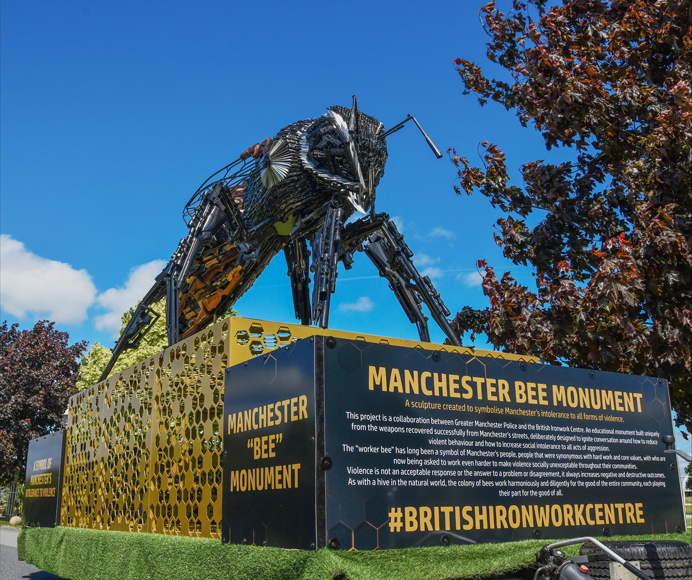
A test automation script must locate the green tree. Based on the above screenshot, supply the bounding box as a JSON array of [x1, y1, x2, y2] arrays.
[[77, 299, 167, 389], [75, 343, 116, 390], [450, 0, 692, 432], [77, 300, 237, 389], [0, 321, 86, 485]]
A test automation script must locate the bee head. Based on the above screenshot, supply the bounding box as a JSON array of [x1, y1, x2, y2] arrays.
[[303, 97, 388, 213]]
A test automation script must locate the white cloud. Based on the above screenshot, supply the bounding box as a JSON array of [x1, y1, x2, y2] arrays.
[[94, 260, 167, 336], [458, 271, 484, 287], [415, 253, 440, 268], [337, 296, 374, 313], [429, 226, 456, 240], [391, 216, 405, 234], [421, 266, 444, 280], [0, 234, 97, 324]]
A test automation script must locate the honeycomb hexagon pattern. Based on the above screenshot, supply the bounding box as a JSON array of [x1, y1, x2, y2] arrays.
[[61, 317, 536, 538]]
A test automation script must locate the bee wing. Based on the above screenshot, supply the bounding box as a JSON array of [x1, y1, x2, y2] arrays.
[[182, 158, 262, 225]]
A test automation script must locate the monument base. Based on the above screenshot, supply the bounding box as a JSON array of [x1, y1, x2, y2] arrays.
[[222, 336, 685, 549], [57, 316, 527, 538]]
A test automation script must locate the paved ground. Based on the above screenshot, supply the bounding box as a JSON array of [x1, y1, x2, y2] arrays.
[[0, 527, 65, 580]]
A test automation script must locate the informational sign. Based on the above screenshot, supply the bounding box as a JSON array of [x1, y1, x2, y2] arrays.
[[222, 337, 685, 550], [323, 339, 685, 549], [222, 339, 317, 549], [23, 430, 66, 527]]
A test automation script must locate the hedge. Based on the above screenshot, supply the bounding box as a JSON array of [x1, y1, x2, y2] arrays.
[[18, 526, 692, 580]]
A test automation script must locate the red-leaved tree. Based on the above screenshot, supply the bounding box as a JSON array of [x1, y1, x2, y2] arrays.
[[450, 0, 692, 432], [0, 321, 86, 485]]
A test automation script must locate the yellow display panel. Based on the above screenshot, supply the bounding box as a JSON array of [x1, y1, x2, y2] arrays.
[[61, 317, 537, 537]]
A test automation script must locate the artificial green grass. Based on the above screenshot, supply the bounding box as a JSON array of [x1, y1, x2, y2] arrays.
[[18, 526, 692, 580]]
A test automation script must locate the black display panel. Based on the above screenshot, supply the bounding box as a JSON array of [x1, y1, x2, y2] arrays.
[[322, 339, 685, 549], [23, 430, 66, 527], [222, 339, 317, 549]]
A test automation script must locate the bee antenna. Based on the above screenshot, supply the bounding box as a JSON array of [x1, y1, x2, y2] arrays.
[[381, 114, 442, 159]]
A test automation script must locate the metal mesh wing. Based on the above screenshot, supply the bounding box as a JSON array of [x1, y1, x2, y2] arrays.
[[182, 158, 263, 226]]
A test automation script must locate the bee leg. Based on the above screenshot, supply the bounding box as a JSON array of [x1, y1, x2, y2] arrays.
[[363, 214, 462, 347], [285, 239, 312, 325], [364, 231, 431, 342], [311, 202, 344, 328], [98, 268, 168, 382]]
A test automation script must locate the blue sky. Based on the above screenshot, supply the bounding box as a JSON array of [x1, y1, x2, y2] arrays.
[[1, 1, 689, 467]]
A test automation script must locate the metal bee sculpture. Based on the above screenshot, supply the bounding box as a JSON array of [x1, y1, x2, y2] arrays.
[[99, 97, 461, 381]]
